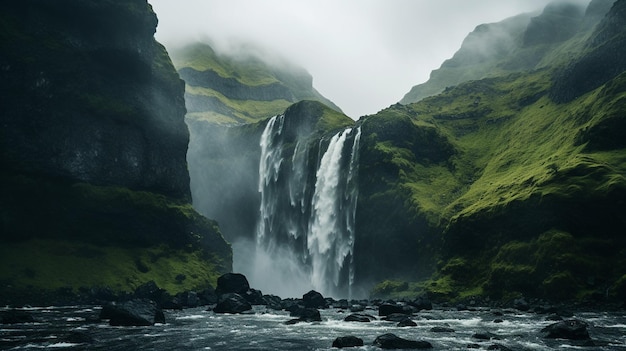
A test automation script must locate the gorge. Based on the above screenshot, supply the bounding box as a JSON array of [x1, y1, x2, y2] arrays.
[[1, 0, 626, 309]]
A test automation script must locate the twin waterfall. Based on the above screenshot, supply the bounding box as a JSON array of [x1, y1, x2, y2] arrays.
[[251, 115, 361, 298]]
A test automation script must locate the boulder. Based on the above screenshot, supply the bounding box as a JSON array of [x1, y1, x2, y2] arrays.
[[344, 313, 376, 322], [263, 294, 283, 310], [541, 319, 590, 340], [430, 326, 455, 333], [383, 313, 413, 322], [303, 290, 327, 309], [100, 299, 165, 326], [379, 303, 410, 316], [409, 296, 433, 311], [215, 273, 250, 296], [372, 333, 432, 349], [243, 288, 266, 305], [332, 336, 364, 348], [175, 291, 199, 308], [397, 318, 417, 327], [289, 307, 321, 322], [212, 293, 252, 314]]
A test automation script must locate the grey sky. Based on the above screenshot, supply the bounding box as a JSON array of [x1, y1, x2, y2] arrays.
[[149, 0, 591, 119]]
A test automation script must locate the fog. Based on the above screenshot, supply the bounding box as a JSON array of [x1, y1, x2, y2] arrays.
[[149, 0, 591, 119]]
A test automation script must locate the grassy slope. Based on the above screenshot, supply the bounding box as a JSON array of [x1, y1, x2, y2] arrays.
[[368, 67, 626, 302], [171, 42, 341, 124]]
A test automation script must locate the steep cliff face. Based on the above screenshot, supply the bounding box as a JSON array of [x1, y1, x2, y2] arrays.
[[0, 0, 231, 300]]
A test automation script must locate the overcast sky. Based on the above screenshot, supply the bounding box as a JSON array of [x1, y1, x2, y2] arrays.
[[149, 0, 591, 119]]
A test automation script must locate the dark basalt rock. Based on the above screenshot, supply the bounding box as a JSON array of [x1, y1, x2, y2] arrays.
[[332, 336, 364, 348], [344, 313, 376, 322], [242, 288, 266, 305], [0, 310, 36, 324], [212, 293, 252, 314], [302, 290, 327, 309], [383, 313, 414, 322], [472, 332, 500, 340], [215, 273, 250, 296], [430, 326, 455, 333], [100, 299, 165, 326], [263, 294, 283, 310], [378, 303, 410, 316], [397, 318, 418, 327], [541, 319, 590, 340], [289, 307, 321, 322], [372, 333, 432, 349], [409, 296, 433, 311]]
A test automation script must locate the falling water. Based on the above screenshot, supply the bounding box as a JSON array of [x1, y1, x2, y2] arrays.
[[251, 115, 361, 298]]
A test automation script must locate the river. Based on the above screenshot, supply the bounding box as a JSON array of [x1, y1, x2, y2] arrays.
[[2, 305, 626, 350]]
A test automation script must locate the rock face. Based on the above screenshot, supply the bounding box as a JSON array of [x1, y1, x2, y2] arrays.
[[0, 0, 231, 301], [0, 0, 189, 198]]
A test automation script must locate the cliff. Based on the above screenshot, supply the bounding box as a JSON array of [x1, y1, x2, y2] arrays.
[[0, 0, 231, 302], [170, 42, 342, 125], [368, 0, 626, 302]]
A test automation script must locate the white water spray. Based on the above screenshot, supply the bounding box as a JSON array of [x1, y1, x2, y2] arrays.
[[248, 114, 361, 298]]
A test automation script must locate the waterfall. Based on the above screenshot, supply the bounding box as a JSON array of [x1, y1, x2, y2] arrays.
[[250, 114, 361, 298]]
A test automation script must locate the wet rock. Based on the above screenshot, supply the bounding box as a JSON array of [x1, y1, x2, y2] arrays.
[[379, 303, 410, 316], [263, 294, 283, 310], [334, 299, 350, 309], [541, 319, 590, 340], [430, 326, 455, 333], [472, 331, 501, 340], [215, 273, 250, 296], [212, 293, 252, 314], [174, 291, 199, 308], [101, 299, 165, 326], [397, 318, 417, 327], [303, 290, 327, 309], [289, 307, 321, 322], [349, 304, 365, 312], [332, 335, 364, 348], [243, 288, 266, 305], [344, 313, 375, 322], [493, 318, 504, 323], [0, 309, 35, 324], [372, 333, 432, 349], [197, 287, 218, 305], [383, 313, 413, 322], [409, 296, 433, 311]]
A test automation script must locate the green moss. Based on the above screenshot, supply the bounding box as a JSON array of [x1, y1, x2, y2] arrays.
[[0, 239, 221, 294]]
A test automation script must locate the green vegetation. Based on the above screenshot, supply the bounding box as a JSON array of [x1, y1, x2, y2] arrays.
[[0, 171, 232, 296], [171, 42, 342, 125], [0, 239, 221, 294], [366, 52, 626, 302]]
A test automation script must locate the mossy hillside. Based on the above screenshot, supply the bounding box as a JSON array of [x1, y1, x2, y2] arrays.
[[0, 239, 222, 295], [367, 66, 626, 301], [400, 1, 613, 105], [171, 42, 342, 125], [0, 171, 232, 296]]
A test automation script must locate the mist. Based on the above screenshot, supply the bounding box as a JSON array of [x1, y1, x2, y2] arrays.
[[149, 0, 591, 119]]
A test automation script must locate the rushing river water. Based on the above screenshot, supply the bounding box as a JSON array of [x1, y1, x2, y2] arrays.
[[2, 305, 626, 350]]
